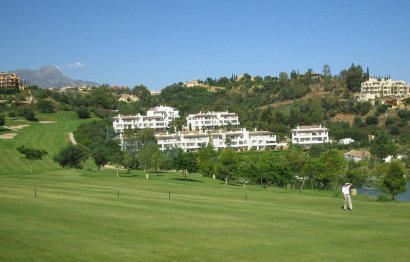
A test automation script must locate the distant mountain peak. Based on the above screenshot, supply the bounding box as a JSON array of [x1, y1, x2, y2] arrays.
[[11, 66, 99, 88]]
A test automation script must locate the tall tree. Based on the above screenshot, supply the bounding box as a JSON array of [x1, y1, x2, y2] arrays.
[[92, 146, 109, 169], [17, 146, 48, 173], [197, 145, 218, 177], [238, 158, 258, 188], [215, 148, 238, 185], [137, 142, 163, 173], [302, 157, 323, 190], [174, 151, 198, 180], [380, 161, 407, 200], [318, 149, 346, 189], [340, 63, 364, 92], [322, 64, 331, 78]]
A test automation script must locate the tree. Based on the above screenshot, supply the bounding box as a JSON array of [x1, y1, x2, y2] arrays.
[[322, 64, 331, 78], [17, 146, 47, 173], [54, 144, 89, 169], [365, 115, 378, 125], [318, 149, 346, 189], [238, 158, 258, 188], [76, 106, 90, 119], [19, 107, 37, 121], [174, 151, 198, 180], [340, 63, 364, 92], [345, 161, 372, 189], [132, 85, 151, 102], [123, 151, 138, 172], [370, 132, 397, 160], [137, 142, 161, 173], [380, 161, 407, 200], [92, 146, 109, 169], [215, 148, 238, 185], [36, 99, 54, 113], [302, 157, 323, 190], [197, 145, 218, 177], [278, 72, 289, 84], [285, 149, 307, 191], [0, 115, 4, 126], [268, 154, 293, 187]]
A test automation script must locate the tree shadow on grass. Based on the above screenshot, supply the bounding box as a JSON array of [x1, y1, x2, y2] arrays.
[[119, 173, 139, 178], [171, 178, 203, 183]]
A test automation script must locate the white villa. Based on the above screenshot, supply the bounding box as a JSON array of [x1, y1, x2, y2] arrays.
[[155, 128, 277, 152], [112, 105, 179, 133], [291, 125, 329, 147], [360, 78, 409, 101], [186, 111, 240, 131]]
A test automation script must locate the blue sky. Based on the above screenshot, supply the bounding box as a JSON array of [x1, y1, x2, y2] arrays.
[[1, 0, 409, 90]]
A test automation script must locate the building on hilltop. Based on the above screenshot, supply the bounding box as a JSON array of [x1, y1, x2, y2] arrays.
[[184, 80, 200, 87], [291, 125, 329, 147], [155, 128, 277, 152], [344, 150, 371, 162], [0, 72, 25, 90], [360, 77, 409, 101], [186, 111, 240, 131], [150, 90, 161, 95], [118, 94, 140, 103], [112, 105, 179, 133]]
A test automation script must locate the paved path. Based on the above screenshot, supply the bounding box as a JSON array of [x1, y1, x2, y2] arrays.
[[69, 132, 77, 145]]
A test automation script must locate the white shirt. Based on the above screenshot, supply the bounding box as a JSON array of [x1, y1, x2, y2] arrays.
[[342, 184, 351, 195]]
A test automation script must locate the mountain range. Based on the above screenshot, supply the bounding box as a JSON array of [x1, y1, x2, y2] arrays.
[[11, 66, 99, 88]]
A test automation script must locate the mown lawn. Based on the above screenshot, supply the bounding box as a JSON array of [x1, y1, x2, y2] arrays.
[[0, 111, 94, 175], [1, 111, 409, 261], [1, 170, 409, 262]]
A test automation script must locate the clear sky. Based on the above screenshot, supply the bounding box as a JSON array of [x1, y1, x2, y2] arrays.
[[1, 0, 409, 90]]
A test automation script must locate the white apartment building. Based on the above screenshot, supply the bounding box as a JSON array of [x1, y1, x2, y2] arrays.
[[186, 111, 240, 131], [291, 125, 329, 147], [360, 78, 409, 101], [155, 128, 277, 152], [112, 105, 179, 133], [147, 105, 179, 124]]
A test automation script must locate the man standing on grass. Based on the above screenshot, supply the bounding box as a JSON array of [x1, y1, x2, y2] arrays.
[[342, 182, 353, 211]]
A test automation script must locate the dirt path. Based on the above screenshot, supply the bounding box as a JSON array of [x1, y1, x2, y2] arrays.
[[69, 132, 77, 145]]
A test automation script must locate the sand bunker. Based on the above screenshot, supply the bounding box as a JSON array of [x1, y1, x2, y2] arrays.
[[39, 121, 57, 124], [0, 133, 17, 139], [5, 125, 29, 131]]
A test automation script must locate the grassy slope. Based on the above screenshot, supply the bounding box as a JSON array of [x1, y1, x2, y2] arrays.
[[1, 111, 410, 261], [0, 111, 93, 175]]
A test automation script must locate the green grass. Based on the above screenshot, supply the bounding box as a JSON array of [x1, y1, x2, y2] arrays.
[[0, 111, 94, 175], [1, 170, 409, 261], [1, 111, 410, 261]]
